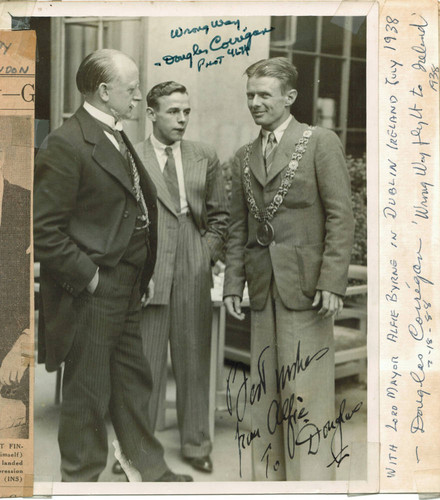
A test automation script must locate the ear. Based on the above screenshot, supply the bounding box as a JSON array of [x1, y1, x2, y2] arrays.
[[146, 107, 156, 122], [97, 82, 110, 103], [285, 89, 298, 106]]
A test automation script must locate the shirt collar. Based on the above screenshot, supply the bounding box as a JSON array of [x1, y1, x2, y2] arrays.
[[83, 101, 123, 131], [150, 132, 181, 153], [261, 114, 293, 143]]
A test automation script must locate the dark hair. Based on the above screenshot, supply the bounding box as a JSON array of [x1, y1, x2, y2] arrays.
[[147, 81, 188, 109], [245, 57, 298, 93], [76, 49, 133, 95]]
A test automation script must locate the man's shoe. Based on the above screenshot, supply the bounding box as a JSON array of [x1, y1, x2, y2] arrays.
[[155, 470, 193, 482], [184, 456, 213, 473]]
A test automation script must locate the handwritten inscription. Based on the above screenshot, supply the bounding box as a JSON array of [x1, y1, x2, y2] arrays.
[[171, 18, 241, 38], [410, 14, 428, 72], [407, 238, 433, 341], [406, 240, 433, 441], [226, 342, 362, 478], [385, 356, 400, 433], [155, 19, 274, 72], [381, 4, 438, 488]]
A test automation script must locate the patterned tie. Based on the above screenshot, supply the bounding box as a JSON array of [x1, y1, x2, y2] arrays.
[[120, 130, 150, 230], [264, 132, 277, 174], [164, 147, 181, 212], [98, 120, 127, 158], [113, 129, 128, 159], [97, 120, 150, 229]]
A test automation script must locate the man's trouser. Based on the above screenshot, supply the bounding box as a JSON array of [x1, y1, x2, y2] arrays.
[[59, 261, 169, 482], [250, 279, 335, 481], [140, 213, 212, 459]]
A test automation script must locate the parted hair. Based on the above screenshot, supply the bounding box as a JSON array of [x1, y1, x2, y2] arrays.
[[76, 49, 134, 95], [245, 57, 298, 93], [147, 81, 188, 109]]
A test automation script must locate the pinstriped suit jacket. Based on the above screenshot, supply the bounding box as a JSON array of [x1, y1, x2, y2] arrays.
[[135, 137, 229, 305]]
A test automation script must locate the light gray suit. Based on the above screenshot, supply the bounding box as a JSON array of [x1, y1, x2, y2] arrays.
[[135, 137, 228, 458], [224, 117, 355, 480]]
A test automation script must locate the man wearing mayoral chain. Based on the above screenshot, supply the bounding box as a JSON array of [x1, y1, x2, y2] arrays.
[[223, 57, 355, 481]]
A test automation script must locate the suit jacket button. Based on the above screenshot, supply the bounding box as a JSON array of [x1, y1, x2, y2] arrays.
[[123, 210, 129, 218]]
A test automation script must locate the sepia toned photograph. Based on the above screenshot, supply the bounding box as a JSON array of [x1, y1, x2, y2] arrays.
[[19, 3, 375, 493], [1, 0, 439, 495]]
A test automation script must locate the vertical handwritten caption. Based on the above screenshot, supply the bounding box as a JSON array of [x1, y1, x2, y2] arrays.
[[380, 1, 439, 492]]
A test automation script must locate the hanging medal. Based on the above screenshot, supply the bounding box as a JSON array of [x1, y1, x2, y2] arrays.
[[242, 126, 315, 247], [256, 221, 275, 247]]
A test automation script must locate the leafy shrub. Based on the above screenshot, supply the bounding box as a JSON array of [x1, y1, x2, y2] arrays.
[[346, 154, 367, 266]]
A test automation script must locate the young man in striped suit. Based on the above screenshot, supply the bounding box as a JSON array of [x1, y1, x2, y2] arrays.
[[136, 81, 229, 473]]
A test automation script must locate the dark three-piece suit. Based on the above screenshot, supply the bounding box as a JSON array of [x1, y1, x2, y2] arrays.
[[34, 106, 170, 481]]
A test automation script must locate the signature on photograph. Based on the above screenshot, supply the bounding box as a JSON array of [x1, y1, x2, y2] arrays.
[[225, 342, 363, 478], [154, 18, 275, 72]]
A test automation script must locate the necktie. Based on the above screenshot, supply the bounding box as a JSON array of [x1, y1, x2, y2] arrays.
[[164, 147, 181, 212], [97, 120, 149, 229], [99, 120, 127, 158], [264, 132, 277, 174], [113, 129, 128, 159]]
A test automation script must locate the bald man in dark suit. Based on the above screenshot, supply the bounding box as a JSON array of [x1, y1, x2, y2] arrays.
[[34, 49, 192, 482]]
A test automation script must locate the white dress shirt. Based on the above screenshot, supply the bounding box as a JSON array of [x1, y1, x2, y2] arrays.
[[150, 133, 189, 213], [261, 114, 293, 152], [83, 101, 122, 152]]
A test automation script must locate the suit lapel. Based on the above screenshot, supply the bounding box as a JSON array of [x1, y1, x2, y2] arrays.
[[180, 141, 206, 223], [266, 117, 305, 185], [139, 138, 177, 216], [248, 134, 266, 187], [75, 107, 136, 199]]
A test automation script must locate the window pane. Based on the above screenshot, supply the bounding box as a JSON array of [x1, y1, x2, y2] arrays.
[[103, 20, 141, 64], [346, 132, 366, 157], [317, 58, 342, 127], [351, 17, 367, 59], [348, 61, 366, 129], [290, 53, 316, 124], [321, 17, 344, 55], [293, 17, 317, 52], [64, 24, 99, 114], [271, 17, 317, 51], [271, 16, 288, 44]]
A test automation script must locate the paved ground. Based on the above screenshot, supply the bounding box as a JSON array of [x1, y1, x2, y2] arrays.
[[34, 360, 367, 485]]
